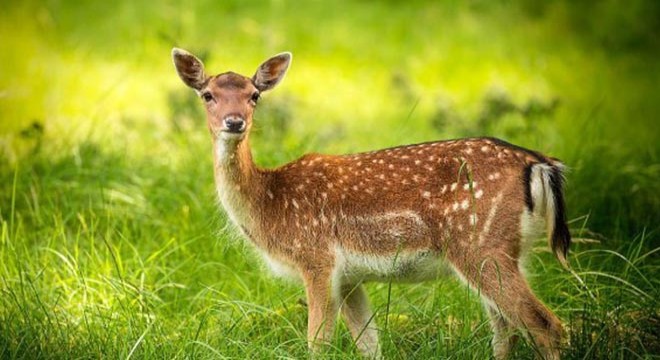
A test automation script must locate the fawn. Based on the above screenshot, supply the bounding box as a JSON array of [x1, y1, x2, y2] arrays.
[[172, 48, 570, 359]]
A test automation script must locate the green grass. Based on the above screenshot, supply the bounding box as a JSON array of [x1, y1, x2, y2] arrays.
[[1, 1, 659, 359]]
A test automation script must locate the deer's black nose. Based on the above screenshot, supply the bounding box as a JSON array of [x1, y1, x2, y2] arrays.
[[223, 117, 246, 133]]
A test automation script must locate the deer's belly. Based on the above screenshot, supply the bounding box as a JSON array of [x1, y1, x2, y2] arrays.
[[337, 247, 450, 283]]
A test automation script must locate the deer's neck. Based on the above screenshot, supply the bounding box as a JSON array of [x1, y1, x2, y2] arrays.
[[213, 136, 264, 236]]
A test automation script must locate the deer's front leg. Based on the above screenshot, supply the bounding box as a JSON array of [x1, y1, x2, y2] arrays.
[[303, 268, 339, 353]]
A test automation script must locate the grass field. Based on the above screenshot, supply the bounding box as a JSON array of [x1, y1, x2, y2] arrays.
[[1, 1, 659, 358]]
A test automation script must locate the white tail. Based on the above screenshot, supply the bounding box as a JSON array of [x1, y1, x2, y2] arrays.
[[172, 48, 570, 359]]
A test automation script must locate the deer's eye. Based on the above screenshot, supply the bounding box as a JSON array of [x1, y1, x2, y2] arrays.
[[201, 92, 214, 102], [250, 92, 260, 104]]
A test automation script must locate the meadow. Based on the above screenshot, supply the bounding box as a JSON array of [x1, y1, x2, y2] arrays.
[[1, 1, 658, 358]]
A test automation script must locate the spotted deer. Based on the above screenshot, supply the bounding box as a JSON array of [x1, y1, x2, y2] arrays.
[[172, 48, 571, 359]]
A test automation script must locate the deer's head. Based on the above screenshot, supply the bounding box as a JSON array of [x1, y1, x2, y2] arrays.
[[172, 48, 291, 142]]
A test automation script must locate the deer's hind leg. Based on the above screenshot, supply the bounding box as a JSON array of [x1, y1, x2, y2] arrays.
[[450, 253, 562, 360], [484, 302, 519, 359]]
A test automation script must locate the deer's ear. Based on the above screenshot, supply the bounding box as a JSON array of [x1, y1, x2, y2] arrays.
[[252, 52, 292, 92], [172, 48, 207, 91]]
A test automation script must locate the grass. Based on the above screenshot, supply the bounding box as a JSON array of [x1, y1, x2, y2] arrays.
[[1, 1, 659, 358]]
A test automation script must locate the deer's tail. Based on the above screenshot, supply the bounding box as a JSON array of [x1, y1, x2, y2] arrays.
[[527, 162, 571, 269]]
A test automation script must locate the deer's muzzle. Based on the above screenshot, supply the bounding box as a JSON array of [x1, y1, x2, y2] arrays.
[[222, 116, 246, 134]]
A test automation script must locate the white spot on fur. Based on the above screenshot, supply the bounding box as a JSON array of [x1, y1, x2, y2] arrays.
[[422, 191, 431, 199], [475, 189, 483, 199], [481, 146, 489, 153], [461, 199, 469, 209], [266, 190, 274, 199], [450, 183, 458, 191]]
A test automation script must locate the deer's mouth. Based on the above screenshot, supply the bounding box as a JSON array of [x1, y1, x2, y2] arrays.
[[219, 131, 245, 142]]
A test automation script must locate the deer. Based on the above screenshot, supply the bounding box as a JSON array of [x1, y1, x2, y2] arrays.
[[171, 48, 571, 359]]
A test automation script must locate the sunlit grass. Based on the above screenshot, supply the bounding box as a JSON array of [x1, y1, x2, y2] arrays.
[[1, 0, 658, 358]]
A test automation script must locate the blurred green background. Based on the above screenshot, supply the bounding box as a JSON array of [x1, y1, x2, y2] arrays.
[[1, 1, 658, 358]]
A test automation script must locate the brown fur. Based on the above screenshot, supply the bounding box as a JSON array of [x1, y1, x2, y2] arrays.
[[172, 48, 569, 359]]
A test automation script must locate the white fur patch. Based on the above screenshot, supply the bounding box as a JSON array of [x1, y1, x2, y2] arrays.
[[214, 143, 254, 233], [336, 246, 450, 283], [261, 251, 300, 280], [520, 209, 544, 241]]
